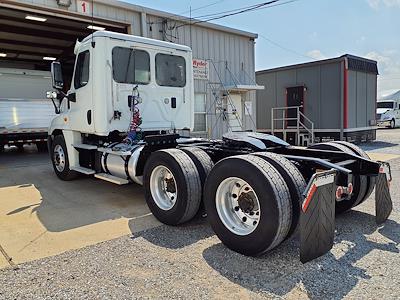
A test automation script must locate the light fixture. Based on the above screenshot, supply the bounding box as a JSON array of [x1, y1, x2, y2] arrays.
[[0, 53, 7, 57], [26, 15, 47, 22], [43, 57, 56, 61], [87, 25, 105, 31]]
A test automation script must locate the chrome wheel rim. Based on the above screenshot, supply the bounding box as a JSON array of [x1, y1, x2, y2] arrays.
[[215, 177, 260, 236], [150, 165, 177, 210], [53, 144, 65, 172]]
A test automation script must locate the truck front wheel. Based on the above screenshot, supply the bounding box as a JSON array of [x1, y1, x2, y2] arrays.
[[390, 119, 395, 129], [51, 135, 78, 181]]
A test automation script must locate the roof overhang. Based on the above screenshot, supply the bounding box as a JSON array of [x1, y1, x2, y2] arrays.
[[225, 84, 265, 92]]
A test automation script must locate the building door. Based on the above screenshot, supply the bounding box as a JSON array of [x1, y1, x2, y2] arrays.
[[286, 86, 304, 127], [227, 93, 243, 131]]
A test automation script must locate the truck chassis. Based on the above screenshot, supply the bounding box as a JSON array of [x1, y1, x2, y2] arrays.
[[47, 131, 393, 263]]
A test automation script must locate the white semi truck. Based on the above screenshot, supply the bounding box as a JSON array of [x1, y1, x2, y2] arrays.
[[376, 90, 400, 128], [46, 31, 393, 263], [0, 68, 56, 152]]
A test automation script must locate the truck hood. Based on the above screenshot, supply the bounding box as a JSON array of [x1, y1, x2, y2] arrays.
[[377, 108, 392, 114]]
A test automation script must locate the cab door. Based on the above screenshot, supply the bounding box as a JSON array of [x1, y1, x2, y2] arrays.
[[154, 52, 191, 130], [67, 46, 94, 133]]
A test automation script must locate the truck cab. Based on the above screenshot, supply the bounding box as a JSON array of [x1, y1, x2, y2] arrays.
[[49, 31, 194, 138], [376, 90, 400, 128]]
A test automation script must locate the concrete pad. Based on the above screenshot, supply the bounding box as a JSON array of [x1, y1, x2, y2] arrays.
[[0, 150, 161, 268], [366, 152, 400, 162]]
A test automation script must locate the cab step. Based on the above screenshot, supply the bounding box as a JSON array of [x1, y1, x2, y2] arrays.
[[94, 173, 129, 185], [70, 166, 95, 175], [72, 143, 98, 150]]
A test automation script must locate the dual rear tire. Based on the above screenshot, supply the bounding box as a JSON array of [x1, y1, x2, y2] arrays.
[[143, 147, 213, 225], [144, 149, 305, 256], [308, 141, 375, 213]]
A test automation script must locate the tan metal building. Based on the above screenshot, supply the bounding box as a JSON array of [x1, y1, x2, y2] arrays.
[[0, 0, 261, 138]]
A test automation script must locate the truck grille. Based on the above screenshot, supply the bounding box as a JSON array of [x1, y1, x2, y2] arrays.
[[376, 113, 382, 120]]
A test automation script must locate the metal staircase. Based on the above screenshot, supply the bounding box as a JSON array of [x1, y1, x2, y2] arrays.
[[271, 106, 314, 146]]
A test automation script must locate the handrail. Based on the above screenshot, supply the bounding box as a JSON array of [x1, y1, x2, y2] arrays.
[[271, 105, 314, 145]]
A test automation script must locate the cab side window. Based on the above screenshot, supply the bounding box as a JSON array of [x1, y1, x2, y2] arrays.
[[74, 50, 90, 89], [112, 47, 150, 84], [155, 53, 186, 87]]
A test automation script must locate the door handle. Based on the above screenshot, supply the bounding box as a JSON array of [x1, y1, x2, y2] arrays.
[[171, 97, 176, 108]]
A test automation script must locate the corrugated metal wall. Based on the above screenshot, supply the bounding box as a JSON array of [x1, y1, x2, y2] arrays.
[[256, 60, 377, 133], [256, 61, 343, 130], [146, 15, 257, 138], [8, 0, 257, 138], [347, 70, 376, 129]]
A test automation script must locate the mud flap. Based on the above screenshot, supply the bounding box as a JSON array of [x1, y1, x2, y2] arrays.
[[300, 170, 337, 263], [375, 162, 393, 225]]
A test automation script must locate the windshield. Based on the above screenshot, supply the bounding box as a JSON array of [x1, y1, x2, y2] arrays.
[[377, 101, 394, 109]]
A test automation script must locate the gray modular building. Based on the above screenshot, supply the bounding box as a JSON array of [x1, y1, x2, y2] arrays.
[[256, 54, 378, 145], [0, 0, 261, 139]]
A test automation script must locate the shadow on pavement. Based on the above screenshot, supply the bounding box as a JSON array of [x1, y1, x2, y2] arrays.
[[360, 141, 399, 152], [131, 214, 214, 249], [202, 210, 400, 299], [0, 148, 152, 233]]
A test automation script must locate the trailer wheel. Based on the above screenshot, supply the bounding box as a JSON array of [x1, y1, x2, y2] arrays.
[[252, 152, 306, 238], [36, 142, 48, 152], [143, 149, 202, 225], [308, 142, 367, 213], [331, 141, 375, 205], [180, 147, 214, 187], [51, 135, 78, 181], [203, 155, 292, 256]]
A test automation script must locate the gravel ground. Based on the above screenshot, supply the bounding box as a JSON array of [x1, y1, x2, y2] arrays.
[[1, 129, 399, 300]]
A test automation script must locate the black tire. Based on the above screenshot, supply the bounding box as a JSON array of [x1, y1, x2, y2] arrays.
[[16, 143, 24, 152], [180, 147, 214, 187], [143, 149, 202, 225], [0, 144, 4, 153], [252, 152, 306, 238], [331, 140, 375, 204], [390, 119, 395, 129], [308, 142, 367, 214], [36, 142, 48, 152], [51, 135, 79, 181], [204, 155, 292, 256]]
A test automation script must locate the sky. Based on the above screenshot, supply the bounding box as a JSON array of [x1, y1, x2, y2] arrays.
[[125, 0, 400, 94]]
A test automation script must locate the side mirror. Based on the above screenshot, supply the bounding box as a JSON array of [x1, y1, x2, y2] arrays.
[[51, 61, 64, 90]]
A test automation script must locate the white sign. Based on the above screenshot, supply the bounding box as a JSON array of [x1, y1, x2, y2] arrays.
[[193, 59, 209, 80], [77, 0, 91, 15], [244, 101, 252, 116]]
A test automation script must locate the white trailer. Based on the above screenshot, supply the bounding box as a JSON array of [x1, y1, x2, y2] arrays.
[[0, 68, 56, 151], [46, 31, 393, 263], [376, 90, 400, 128]]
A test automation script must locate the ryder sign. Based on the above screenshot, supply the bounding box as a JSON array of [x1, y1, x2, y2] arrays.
[[193, 59, 209, 80]]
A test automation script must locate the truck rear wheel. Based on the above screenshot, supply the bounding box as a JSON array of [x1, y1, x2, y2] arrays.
[[51, 135, 78, 181], [180, 146, 214, 188], [143, 149, 202, 225], [331, 141, 375, 205], [252, 152, 306, 238], [308, 142, 367, 214], [203, 155, 292, 256]]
